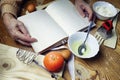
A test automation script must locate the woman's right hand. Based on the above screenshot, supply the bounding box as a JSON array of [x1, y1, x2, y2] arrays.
[[75, 0, 93, 21]]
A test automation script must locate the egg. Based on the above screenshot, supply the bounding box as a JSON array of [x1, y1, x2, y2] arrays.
[[26, 3, 36, 13]]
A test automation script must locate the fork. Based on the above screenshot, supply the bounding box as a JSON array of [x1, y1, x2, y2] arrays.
[[94, 11, 120, 46], [94, 32, 105, 45]]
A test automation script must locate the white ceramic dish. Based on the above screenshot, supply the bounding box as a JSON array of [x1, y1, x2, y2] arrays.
[[68, 32, 99, 58], [93, 1, 117, 20]]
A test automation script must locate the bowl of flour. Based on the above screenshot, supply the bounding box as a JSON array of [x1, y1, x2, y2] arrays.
[[93, 1, 117, 20]]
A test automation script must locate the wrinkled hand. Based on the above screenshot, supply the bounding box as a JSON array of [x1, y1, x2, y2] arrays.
[[3, 13, 37, 46], [75, 0, 93, 20]]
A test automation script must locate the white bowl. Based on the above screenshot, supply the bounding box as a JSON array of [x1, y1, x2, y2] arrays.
[[93, 1, 117, 20], [68, 32, 99, 58]]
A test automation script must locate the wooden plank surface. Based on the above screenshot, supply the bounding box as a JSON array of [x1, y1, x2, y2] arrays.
[[0, 0, 120, 80], [0, 43, 55, 80], [0, 43, 65, 80]]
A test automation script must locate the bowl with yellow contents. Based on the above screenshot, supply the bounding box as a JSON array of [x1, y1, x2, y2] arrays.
[[68, 32, 99, 58]]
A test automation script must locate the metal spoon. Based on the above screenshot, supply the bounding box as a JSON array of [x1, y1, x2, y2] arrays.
[[78, 21, 94, 55]]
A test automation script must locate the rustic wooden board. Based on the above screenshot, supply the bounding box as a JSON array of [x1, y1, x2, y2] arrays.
[[0, 43, 63, 80]]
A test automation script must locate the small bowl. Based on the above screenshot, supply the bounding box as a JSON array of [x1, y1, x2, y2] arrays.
[[68, 32, 99, 58], [93, 1, 117, 20]]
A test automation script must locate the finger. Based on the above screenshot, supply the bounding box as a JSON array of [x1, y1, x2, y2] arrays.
[[15, 31, 37, 43], [17, 21, 30, 36], [17, 39, 31, 46], [78, 8, 86, 17], [75, 4, 85, 17], [88, 11, 93, 21], [85, 7, 93, 21]]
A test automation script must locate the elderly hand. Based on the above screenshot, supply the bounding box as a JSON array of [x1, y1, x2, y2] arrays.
[[75, 0, 93, 21], [2, 13, 37, 46]]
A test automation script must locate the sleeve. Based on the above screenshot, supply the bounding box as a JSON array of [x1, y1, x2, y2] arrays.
[[0, 0, 23, 18]]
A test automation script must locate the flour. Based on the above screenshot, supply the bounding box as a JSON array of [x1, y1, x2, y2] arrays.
[[95, 6, 113, 17]]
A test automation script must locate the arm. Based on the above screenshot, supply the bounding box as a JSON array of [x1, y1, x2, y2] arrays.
[[0, 0, 37, 46], [75, 0, 93, 21]]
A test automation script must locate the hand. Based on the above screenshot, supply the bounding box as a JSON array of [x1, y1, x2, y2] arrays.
[[75, 0, 93, 21], [2, 13, 37, 46]]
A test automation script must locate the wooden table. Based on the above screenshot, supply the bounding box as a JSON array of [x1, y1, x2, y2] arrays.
[[0, 0, 120, 80]]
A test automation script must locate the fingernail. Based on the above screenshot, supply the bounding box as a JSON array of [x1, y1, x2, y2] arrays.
[[33, 38, 38, 42], [35, 39, 38, 42]]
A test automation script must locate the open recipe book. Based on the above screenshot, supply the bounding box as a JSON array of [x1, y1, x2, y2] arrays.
[[18, 0, 92, 53]]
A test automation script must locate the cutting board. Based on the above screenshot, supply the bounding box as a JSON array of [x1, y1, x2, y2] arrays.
[[103, 9, 120, 49], [0, 43, 63, 80]]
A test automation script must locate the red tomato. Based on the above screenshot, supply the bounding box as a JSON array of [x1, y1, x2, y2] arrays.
[[43, 51, 64, 72]]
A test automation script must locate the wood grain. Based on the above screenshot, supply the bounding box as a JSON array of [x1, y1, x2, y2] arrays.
[[0, 44, 55, 80], [0, 0, 120, 80]]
